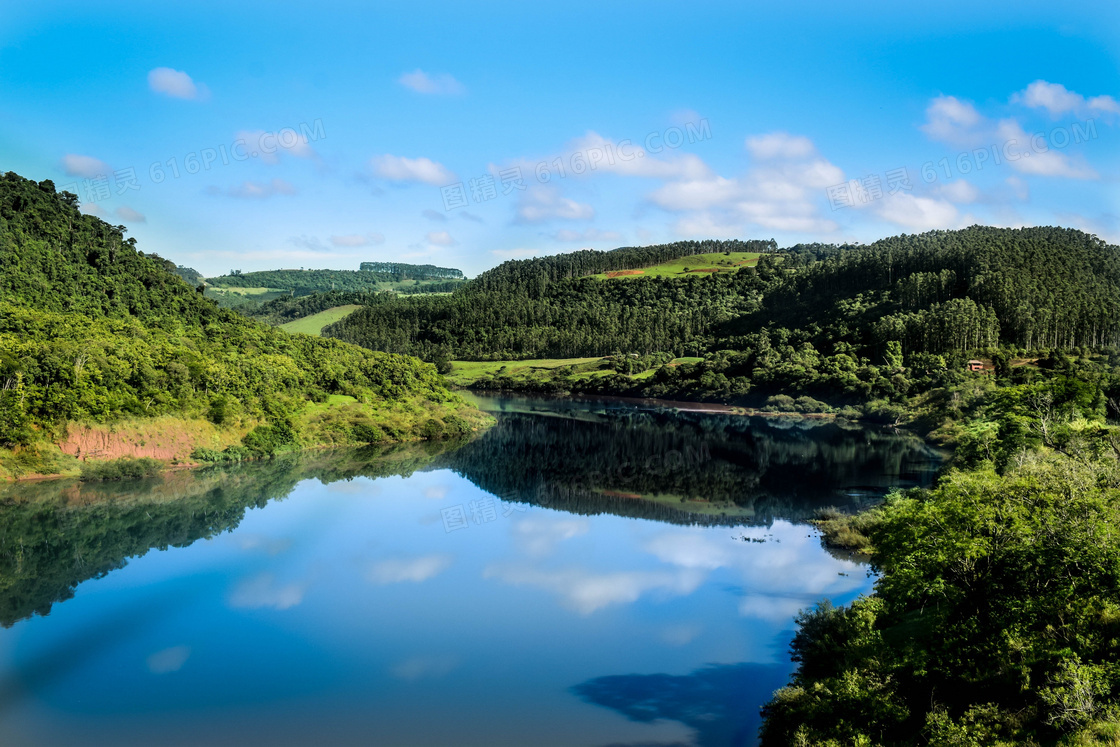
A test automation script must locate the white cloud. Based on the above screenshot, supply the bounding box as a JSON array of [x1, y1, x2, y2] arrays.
[[210, 178, 297, 199], [422, 208, 448, 222], [512, 517, 590, 558], [484, 564, 704, 615], [148, 67, 208, 101], [368, 554, 453, 584], [330, 233, 385, 247], [746, 132, 816, 160], [1087, 95, 1120, 115], [372, 154, 456, 185], [147, 645, 191, 674], [562, 131, 713, 180], [738, 595, 810, 623], [995, 119, 1098, 179], [80, 203, 106, 217], [229, 573, 308, 610], [920, 95, 986, 145], [552, 228, 623, 242], [398, 69, 465, 96], [515, 185, 595, 223], [115, 206, 146, 223], [288, 235, 329, 252], [1006, 176, 1030, 201], [233, 534, 292, 555], [61, 154, 110, 178], [1012, 79, 1120, 117], [234, 129, 317, 164], [647, 132, 843, 235], [874, 193, 963, 231], [936, 179, 981, 204], [426, 230, 456, 246]]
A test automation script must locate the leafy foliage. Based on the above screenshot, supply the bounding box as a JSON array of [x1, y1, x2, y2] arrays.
[[0, 172, 463, 449]]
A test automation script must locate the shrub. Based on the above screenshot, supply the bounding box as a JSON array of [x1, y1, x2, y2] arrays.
[[80, 457, 163, 481]]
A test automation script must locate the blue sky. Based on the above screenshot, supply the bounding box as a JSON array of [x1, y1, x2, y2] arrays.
[[1, 0, 1117, 277]]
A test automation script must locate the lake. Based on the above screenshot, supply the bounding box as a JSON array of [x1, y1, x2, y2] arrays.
[[0, 395, 941, 746]]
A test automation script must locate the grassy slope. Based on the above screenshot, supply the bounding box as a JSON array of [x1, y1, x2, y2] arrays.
[[280, 305, 363, 335], [0, 173, 492, 479], [588, 251, 760, 279], [446, 357, 703, 387]]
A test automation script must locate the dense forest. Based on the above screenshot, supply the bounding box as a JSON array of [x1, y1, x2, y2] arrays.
[[0, 172, 481, 466], [759, 359, 1120, 746], [325, 240, 777, 360], [359, 261, 464, 279], [207, 267, 466, 295], [323, 228, 1120, 370]]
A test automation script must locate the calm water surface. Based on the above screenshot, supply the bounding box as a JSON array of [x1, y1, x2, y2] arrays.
[[0, 395, 941, 746]]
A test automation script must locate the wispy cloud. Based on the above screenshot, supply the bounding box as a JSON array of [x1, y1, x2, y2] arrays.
[[61, 154, 110, 178], [368, 554, 453, 584], [647, 131, 842, 235], [484, 564, 704, 615], [372, 154, 456, 185], [148, 67, 209, 101], [229, 573, 309, 610], [995, 119, 1098, 179], [398, 69, 465, 96], [426, 230, 456, 246], [920, 95, 986, 146], [208, 178, 297, 199], [147, 645, 191, 674], [234, 129, 317, 164], [515, 185, 595, 223], [1012, 80, 1120, 117], [115, 206, 146, 223], [512, 517, 590, 558], [330, 233, 385, 247]]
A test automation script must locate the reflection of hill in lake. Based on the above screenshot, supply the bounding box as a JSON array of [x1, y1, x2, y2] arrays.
[[572, 661, 788, 747], [433, 403, 942, 526], [0, 442, 457, 628], [0, 401, 940, 627]]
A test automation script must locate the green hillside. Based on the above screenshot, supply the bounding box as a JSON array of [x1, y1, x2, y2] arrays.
[[207, 268, 465, 297], [0, 172, 487, 476], [279, 304, 363, 335], [589, 250, 761, 279]]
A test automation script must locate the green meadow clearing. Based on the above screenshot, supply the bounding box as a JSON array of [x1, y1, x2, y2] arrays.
[[589, 251, 761, 280], [279, 305, 363, 335], [446, 356, 705, 387]]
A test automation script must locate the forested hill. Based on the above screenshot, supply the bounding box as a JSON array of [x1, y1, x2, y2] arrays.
[[758, 226, 1120, 351], [207, 267, 465, 295], [471, 239, 776, 293], [359, 262, 463, 279], [0, 172, 473, 454], [323, 226, 1120, 363]]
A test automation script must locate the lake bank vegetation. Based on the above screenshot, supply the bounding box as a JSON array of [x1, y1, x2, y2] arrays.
[[0, 172, 489, 481]]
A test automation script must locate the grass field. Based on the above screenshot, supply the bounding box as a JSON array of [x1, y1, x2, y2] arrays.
[[446, 356, 704, 387], [445, 357, 604, 386], [589, 251, 761, 280], [279, 305, 363, 335]]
